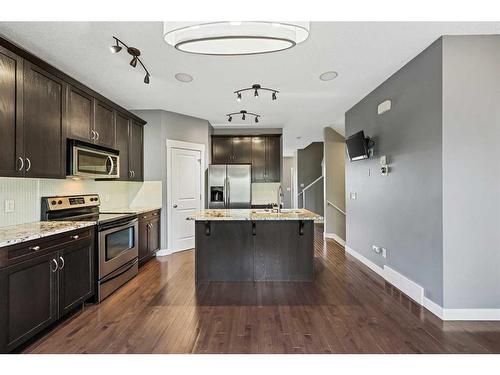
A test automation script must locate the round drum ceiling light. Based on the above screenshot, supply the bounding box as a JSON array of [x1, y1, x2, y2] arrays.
[[319, 71, 338, 81], [175, 72, 194, 82], [163, 22, 310, 55]]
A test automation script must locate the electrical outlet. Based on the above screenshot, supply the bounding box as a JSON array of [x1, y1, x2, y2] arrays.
[[350, 192, 357, 200], [372, 245, 382, 255], [4, 199, 15, 213], [382, 248, 387, 258]]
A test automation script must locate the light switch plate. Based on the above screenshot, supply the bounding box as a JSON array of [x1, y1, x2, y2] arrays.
[[5, 199, 15, 213], [350, 192, 357, 200]]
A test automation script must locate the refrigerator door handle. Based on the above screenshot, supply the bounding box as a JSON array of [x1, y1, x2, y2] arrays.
[[223, 176, 228, 208], [227, 178, 230, 208]]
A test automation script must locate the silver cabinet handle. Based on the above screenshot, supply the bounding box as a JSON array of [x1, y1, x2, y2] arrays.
[[90, 130, 95, 140], [25, 158, 31, 172], [95, 131, 99, 141], [58, 256, 65, 270], [107, 155, 114, 175], [129, 170, 132, 178], [173, 204, 178, 208], [70, 235, 79, 240], [51, 258, 59, 272], [17, 157, 24, 171], [132, 170, 135, 178], [29, 245, 40, 251]]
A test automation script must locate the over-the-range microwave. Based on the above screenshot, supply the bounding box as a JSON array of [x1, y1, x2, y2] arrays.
[[67, 139, 120, 179]]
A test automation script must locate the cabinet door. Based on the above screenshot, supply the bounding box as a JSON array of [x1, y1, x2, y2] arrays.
[[138, 218, 150, 263], [265, 136, 281, 182], [58, 240, 94, 317], [0, 46, 23, 177], [115, 113, 130, 181], [0, 251, 58, 353], [232, 137, 252, 164], [212, 137, 232, 164], [67, 85, 93, 143], [148, 216, 160, 255], [94, 100, 116, 149], [251, 137, 266, 182], [23, 61, 66, 179], [128, 121, 143, 181]]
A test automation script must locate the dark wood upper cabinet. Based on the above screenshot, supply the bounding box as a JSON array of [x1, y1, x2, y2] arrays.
[[212, 137, 233, 164], [232, 137, 252, 163], [265, 136, 281, 182], [115, 113, 130, 181], [23, 61, 66, 179], [128, 120, 143, 181], [0, 46, 23, 177], [251, 137, 266, 182], [66, 85, 93, 143], [94, 100, 116, 149]]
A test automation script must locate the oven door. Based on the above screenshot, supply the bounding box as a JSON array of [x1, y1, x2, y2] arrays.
[[72, 145, 119, 179], [98, 219, 138, 279]]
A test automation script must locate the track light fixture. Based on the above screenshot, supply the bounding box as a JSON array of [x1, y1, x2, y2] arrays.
[[234, 84, 278, 101], [226, 110, 260, 124], [110, 36, 151, 85]]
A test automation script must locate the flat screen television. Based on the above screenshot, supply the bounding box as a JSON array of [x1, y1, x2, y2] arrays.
[[346, 130, 369, 161]]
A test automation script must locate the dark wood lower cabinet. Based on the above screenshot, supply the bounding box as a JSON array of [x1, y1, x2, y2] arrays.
[[195, 220, 313, 282], [0, 251, 58, 352], [138, 210, 161, 265], [0, 228, 95, 353]]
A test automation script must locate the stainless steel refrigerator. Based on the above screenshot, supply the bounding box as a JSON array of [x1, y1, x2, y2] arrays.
[[208, 164, 251, 209]]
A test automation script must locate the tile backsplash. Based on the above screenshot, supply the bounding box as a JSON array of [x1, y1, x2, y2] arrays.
[[0, 177, 162, 228]]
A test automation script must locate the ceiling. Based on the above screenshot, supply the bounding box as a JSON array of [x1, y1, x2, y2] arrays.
[[1, 21, 499, 154]]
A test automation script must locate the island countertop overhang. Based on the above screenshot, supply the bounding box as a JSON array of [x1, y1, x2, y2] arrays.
[[187, 208, 323, 221]]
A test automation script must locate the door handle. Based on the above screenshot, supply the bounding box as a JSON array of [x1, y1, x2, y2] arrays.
[[25, 158, 31, 172], [252, 222, 256, 236], [91, 130, 96, 140], [17, 156, 24, 171], [70, 235, 79, 240], [29, 245, 40, 251], [51, 258, 59, 273], [58, 256, 65, 270], [205, 222, 211, 236], [95, 131, 100, 141], [299, 220, 305, 236], [173, 204, 178, 208]]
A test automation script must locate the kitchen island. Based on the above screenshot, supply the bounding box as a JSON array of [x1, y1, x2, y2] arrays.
[[187, 209, 322, 282]]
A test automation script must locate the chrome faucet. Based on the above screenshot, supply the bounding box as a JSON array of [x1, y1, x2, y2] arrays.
[[276, 185, 283, 213]]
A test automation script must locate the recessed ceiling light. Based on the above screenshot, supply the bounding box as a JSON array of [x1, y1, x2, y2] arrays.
[[296, 136, 302, 139], [175, 72, 193, 83], [319, 71, 338, 81]]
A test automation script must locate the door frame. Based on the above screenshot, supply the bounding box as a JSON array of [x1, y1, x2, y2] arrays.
[[166, 139, 206, 253]]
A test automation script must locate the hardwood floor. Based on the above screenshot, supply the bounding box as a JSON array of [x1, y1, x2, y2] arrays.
[[22, 225, 500, 354]]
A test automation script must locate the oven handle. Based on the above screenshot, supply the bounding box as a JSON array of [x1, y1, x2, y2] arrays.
[[99, 218, 138, 233], [100, 258, 138, 284]]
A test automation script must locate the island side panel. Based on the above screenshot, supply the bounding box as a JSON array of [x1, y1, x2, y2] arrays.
[[254, 220, 314, 281], [195, 221, 254, 282]]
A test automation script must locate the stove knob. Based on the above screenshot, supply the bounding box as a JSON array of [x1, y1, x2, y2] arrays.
[[58, 200, 63, 205], [51, 200, 56, 205]]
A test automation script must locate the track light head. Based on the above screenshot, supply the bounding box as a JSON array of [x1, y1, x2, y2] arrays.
[[242, 114, 246, 120], [110, 39, 122, 54], [144, 73, 150, 84], [255, 116, 259, 123], [254, 89, 259, 97], [272, 92, 277, 100], [236, 92, 242, 102], [130, 57, 138, 68], [228, 116, 232, 122]]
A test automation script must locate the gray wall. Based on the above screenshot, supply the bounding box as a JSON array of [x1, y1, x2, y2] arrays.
[[297, 142, 324, 215], [324, 127, 346, 241], [345, 38, 444, 305], [442, 36, 500, 309], [133, 109, 211, 249]]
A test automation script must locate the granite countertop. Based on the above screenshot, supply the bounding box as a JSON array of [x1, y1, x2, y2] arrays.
[[187, 209, 323, 221], [101, 206, 162, 215], [0, 221, 96, 248]]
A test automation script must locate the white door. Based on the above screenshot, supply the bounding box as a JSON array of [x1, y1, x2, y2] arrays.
[[171, 147, 202, 252]]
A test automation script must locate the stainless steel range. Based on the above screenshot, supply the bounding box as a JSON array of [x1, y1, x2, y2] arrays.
[[41, 194, 138, 302]]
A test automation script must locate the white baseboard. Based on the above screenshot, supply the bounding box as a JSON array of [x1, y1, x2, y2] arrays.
[[324, 232, 346, 246], [155, 248, 171, 257], [344, 245, 500, 321], [384, 265, 424, 305]]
